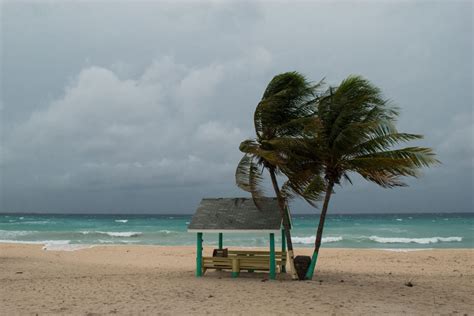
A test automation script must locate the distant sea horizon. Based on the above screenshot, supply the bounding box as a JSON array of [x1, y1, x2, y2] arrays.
[[1, 213, 472, 251], [1, 211, 473, 215]]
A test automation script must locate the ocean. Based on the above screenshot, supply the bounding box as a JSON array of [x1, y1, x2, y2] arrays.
[[0, 213, 472, 251]]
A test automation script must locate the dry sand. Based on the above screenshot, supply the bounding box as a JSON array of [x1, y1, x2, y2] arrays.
[[0, 244, 472, 315]]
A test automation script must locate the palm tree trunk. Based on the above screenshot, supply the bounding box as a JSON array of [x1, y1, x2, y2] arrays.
[[305, 180, 334, 280], [269, 168, 298, 280]]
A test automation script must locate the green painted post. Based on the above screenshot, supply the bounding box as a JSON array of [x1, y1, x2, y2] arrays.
[[218, 233, 223, 249], [281, 229, 286, 273], [269, 233, 276, 280], [305, 251, 318, 280], [196, 232, 203, 277]]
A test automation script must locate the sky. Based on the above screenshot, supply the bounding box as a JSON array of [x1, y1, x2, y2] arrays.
[[0, 0, 472, 214]]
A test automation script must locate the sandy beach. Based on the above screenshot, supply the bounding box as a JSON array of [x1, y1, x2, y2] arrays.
[[0, 244, 472, 315]]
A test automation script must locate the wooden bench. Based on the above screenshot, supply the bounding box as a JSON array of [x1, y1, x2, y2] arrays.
[[202, 250, 287, 277]]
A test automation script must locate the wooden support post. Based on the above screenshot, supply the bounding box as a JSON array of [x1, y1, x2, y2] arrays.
[[196, 232, 203, 277], [281, 228, 286, 273], [281, 229, 286, 252], [269, 233, 276, 280], [218, 233, 223, 249]]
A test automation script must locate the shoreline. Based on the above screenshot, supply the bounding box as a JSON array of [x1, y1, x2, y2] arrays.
[[2, 211, 473, 215], [1, 241, 472, 252], [1, 244, 472, 315]]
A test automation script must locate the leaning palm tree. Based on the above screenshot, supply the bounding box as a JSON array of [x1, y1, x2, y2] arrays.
[[236, 71, 320, 280], [301, 75, 439, 279]]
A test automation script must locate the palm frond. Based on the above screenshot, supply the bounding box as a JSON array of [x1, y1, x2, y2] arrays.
[[254, 72, 319, 139], [239, 139, 287, 166], [279, 166, 325, 207], [235, 154, 265, 199], [317, 75, 397, 153], [350, 132, 423, 156], [354, 147, 440, 168], [345, 146, 439, 187], [357, 170, 409, 188], [302, 176, 326, 204]]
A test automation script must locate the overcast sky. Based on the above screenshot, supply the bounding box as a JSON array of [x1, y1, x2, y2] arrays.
[[1, 0, 472, 214]]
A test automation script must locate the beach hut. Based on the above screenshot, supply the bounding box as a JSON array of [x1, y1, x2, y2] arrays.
[[187, 197, 288, 280]]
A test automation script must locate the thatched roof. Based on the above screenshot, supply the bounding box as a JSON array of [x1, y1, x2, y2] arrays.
[[187, 197, 284, 233]]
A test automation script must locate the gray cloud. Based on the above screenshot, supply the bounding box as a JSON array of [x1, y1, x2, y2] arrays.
[[1, 0, 472, 213], [4, 51, 273, 188]]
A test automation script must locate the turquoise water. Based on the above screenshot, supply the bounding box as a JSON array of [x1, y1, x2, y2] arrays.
[[0, 213, 472, 250]]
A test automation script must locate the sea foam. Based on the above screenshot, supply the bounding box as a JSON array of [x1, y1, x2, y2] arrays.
[[43, 243, 94, 251], [99, 231, 142, 237], [159, 230, 176, 234], [369, 236, 462, 244], [41, 240, 94, 251], [80, 231, 142, 237], [114, 219, 128, 223], [379, 248, 433, 252], [0, 239, 93, 251], [292, 236, 343, 244], [0, 239, 46, 245], [0, 230, 35, 238]]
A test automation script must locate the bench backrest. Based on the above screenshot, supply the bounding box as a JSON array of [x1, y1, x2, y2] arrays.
[[227, 250, 286, 262], [203, 256, 284, 269], [228, 250, 285, 255]]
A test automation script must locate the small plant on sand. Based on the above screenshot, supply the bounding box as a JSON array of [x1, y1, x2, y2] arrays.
[[405, 279, 414, 287]]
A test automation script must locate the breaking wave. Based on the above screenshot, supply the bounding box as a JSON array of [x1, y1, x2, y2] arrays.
[[379, 248, 433, 252], [158, 229, 175, 235], [80, 231, 142, 237], [0, 230, 35, 238], [101, 231, 141, 237], [291, 235, 463, 245], [292, 236, 343, 244], [0, 239, 46, 245], [114, 219, 128, 223], [369, 236, 462, 244]]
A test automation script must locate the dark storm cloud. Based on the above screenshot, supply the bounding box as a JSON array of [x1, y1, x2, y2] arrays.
[[1, 1, 472, 213]]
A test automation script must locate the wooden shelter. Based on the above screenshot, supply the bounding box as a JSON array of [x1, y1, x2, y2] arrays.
[[188, 197, 289, 279]]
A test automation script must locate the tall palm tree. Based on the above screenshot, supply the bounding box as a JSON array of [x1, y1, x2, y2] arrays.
[[301, 75, 439, 279], [236, 72, 320, 280]]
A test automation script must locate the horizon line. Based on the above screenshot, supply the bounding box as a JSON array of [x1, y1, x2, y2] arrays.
[[0, 211, 472, 216]]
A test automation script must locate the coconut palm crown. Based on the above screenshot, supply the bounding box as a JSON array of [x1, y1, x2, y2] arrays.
[[235, 71, 320, 279], [301, 75, 439, 279]]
